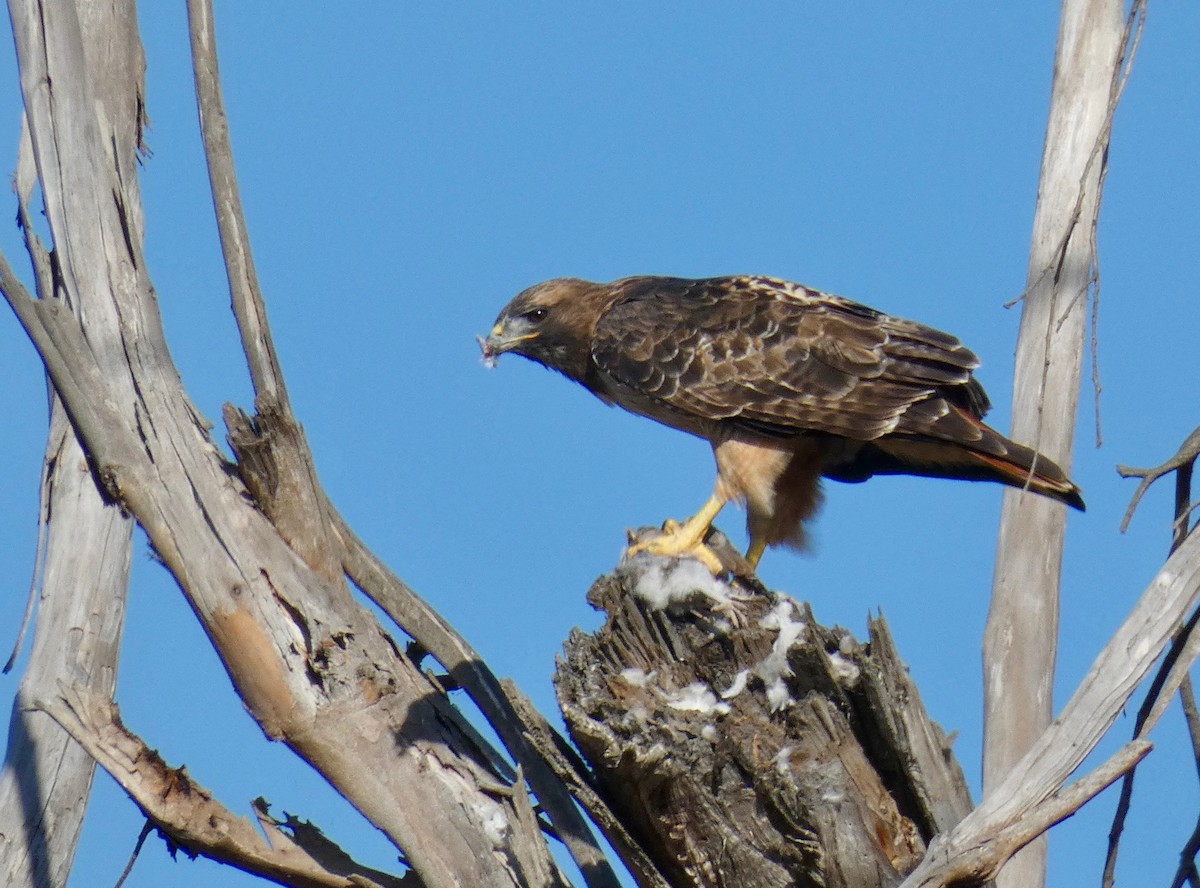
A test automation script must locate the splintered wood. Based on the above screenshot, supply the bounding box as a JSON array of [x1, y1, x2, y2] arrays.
[[556, 563, 972, 888]]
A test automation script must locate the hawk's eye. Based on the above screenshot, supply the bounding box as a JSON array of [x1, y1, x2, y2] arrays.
[[523, 308, 548, 323]]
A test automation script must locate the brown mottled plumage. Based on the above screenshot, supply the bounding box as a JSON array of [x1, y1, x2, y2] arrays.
[[482, 275, 1084, 571]]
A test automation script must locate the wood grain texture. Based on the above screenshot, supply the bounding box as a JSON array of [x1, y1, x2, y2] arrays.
[[556, 562, 972, 888], [983, 1, 1126, 885], [0, 1, 143, 882], [0, 412, 131, 888], [1, 3, 573, 885]]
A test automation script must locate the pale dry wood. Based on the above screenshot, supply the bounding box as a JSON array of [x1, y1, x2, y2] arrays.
[[902, 741, 1149, 888], [36, 683, 415, 888], [329, 508, 622, 888], [900, 524, 1200, 887], [185, 0, 286, 406], [188, 0, 613, 874], [0, 1, 143, 882], [185, 0, 614, 876], [983, 1, 1127, 885], [2, 4, 569, 885], [0, 410, 132, 888], [189, 0, 341, 586], [498, 677, 673, 888], [229, 406, 618, 887], [1103, 426, 1199, 885]]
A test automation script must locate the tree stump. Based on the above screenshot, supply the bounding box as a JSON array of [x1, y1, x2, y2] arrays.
[[555, 554, 974, 888]]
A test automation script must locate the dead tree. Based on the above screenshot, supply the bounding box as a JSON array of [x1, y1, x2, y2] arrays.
[[1, 2, 1196, 888], [984, 1, 1136, 885], [0, 3, 608, 886]]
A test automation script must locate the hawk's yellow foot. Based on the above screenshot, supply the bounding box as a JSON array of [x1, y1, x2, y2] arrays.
[[625, 494, 728, 575]]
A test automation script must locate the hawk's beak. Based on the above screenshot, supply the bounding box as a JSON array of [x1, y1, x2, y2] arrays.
[[479, 321, 537, 368]]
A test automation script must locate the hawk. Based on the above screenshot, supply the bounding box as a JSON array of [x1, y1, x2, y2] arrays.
[[481, 275, 1084, 573]]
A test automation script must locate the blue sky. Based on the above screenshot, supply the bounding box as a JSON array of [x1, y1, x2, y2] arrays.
[[1, 4, 1198, 886]]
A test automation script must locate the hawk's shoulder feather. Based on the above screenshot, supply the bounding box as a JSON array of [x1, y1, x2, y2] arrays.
[[592, 275, 987, 443]]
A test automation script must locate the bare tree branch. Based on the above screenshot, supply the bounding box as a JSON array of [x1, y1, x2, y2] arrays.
[[0, 2, 144, 883], [0, 409, 132, 888], [2, 4, 574, 884], [185, 9, 618, 877], [112, 819, 153, 888], [1117, 424, 1200, 534], [1104, 426, 1200, 886], [185, 0, 288, 407], [1169, 809, 1200, 888], [192, 8, 618, 865], [36, 684, 416, 888], [330, 506, 624, 888], [984, 2, 1128, 885], [901, 741, 1149, 888], [1182, 677, 1200, 779], [905, 524, 1200, 886]]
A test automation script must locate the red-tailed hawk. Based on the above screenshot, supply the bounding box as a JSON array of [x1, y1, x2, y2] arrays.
[[481, 275, 1084, 573]]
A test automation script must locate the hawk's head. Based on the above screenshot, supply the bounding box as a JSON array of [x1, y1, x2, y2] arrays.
[[481, 278, 612, 381]]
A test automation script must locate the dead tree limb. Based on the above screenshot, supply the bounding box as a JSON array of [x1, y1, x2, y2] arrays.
[[0, 408, 132, 888], [983, 2, 1130, 885], [1103, 427, 1200, 886], [1117, 424, 1200, 536], [1, 3, 576, 884], [904, 517, 1200, 887], [551, 495, 1200, 887], [327, 506, 621, 887], [183, 0, 616, 880], [0, 2, 144, 883], [37, 684, 415, 888], [185, 0, 288, 407]]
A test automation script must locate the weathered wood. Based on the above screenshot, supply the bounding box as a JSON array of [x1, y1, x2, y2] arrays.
[[186, 0, 285, 405], [0, 410, 132, 888], [39, 684, 416, 888], [333, 512, 622, 888], [0, 1, 143, 882], [900, 518, 1200, 887], [225, 403, 344, 583], [2, 3, 571, 885], [556, 559, 972, 888], [983, 1, 1127, 885]]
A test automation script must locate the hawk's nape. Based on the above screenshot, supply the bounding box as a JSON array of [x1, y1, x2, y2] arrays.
[[482, 275, 1084, 574]]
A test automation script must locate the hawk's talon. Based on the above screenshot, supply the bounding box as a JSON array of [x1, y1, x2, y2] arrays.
[[625, 533, 725, 576], [624, 494, 731, 576]]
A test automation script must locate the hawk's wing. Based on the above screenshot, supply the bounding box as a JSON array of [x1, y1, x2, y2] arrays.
[[591, 275, 989, 446]]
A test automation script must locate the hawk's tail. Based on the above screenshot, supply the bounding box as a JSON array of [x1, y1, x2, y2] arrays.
[[867, 407, 1086, 511], [965, 443, 1086, 511]]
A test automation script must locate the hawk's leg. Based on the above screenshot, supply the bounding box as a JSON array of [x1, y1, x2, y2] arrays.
[[745, 536, 767, 570], [625, 493, 728, 574]]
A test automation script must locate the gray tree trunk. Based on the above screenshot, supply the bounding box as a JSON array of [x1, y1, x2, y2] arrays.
[[983, 2, 1126, 886], [0, 0, 144, 881], [0, 407, 132, 888]]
